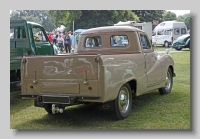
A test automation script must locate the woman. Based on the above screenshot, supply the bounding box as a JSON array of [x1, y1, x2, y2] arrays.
[[57, 34, 64, 52]]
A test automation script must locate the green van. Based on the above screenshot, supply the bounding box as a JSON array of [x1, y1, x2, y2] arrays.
[[10, 20, 57, 90]]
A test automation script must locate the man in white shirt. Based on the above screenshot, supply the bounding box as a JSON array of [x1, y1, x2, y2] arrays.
[[57, 34, 64, 52]]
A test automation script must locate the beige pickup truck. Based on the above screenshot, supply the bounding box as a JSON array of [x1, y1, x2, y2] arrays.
[[20, 26, 176, 120]]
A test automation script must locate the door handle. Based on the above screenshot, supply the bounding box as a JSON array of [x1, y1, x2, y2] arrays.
[[36, 46, 41, 48]]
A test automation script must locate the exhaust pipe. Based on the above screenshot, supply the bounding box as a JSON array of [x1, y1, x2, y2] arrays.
[[52, 104, 64, 114]]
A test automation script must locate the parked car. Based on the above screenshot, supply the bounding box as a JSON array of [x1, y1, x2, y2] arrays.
[[170, 34, 190, 51]]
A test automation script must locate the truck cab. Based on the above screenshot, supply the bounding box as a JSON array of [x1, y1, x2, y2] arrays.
[[10, 20, 56, 90]]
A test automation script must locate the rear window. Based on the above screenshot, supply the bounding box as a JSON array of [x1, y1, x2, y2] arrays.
[[111, 35, 129, 46], [85, 36, 101, 48]]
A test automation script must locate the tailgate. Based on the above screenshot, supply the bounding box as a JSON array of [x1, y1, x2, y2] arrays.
[[21, 55, 99, 96]]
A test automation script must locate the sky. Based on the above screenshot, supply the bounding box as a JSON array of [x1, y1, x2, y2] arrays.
[[166, 10, 190, 16]]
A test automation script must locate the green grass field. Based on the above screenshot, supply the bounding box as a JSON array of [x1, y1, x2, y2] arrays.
[[10, 49, 190, 130]]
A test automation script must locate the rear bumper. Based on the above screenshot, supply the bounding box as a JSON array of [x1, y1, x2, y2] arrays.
[[20, 94, 100, 105]]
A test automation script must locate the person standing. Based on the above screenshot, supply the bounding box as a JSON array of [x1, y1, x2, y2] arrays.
[[64, 32, 71, 53], [53, 32, 58, 45], [48, 32, 53, 43], [71, 32, 77, 53], [76, 33, 79, 44], [57, 33, 64, 52]]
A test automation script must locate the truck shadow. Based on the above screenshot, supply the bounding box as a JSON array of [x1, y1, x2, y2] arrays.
[[13, 90, 168, 130], [10, 90, 33, 115]]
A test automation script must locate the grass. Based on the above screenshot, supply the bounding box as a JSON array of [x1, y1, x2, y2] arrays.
[[10, 47, 190, 130]]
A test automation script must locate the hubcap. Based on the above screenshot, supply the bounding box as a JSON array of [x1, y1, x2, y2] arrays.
[[118, 87, 130, 113], [165, 71, 171, 91], [165, 42, 168, 47]]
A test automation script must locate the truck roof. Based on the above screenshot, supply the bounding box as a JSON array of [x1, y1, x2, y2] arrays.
[[27, 21, 42, 27], [81, 26, 144, 35], [10, 20, 42, 27]]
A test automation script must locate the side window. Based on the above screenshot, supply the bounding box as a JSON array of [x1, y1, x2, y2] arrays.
[[111, 35, 129, 46], [85, 36, 101, 48], [140, 34, 151, 49], [164, 29, 172, 35], [174, 28, 180, 35], [32, 27, 48, 42], [181, 28, 186, 35], [157, 29, 164, 35]]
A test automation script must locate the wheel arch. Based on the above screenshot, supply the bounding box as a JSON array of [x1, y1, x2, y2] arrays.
[[127, 79, 137, 96], [168, 65, 175, 77]]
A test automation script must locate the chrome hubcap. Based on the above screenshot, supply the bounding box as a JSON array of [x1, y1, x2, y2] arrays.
[[118, 87, 130, 113], [165, 71, 171, 91]]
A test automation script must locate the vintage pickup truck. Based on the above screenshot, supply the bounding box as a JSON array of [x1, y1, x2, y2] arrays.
[[20, 25, 176, 120]]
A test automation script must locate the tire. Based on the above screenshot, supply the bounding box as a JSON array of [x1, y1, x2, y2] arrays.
[[158, 68, 173, 95], [44, 104, 53, 114], [164, 41, 169, 47], [174, 43, 182, 51], [175, 47, 182, 51], [114, 83, 132, 120]]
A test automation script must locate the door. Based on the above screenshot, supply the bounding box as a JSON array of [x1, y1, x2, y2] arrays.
[[31, 26, 54, 55], [139, 33, 161, 87]]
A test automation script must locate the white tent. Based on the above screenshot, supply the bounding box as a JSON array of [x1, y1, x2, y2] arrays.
[[55, 25, 66, 32]]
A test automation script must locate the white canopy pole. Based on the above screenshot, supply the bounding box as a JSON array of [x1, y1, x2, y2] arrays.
[[73, 20, 74, 34]]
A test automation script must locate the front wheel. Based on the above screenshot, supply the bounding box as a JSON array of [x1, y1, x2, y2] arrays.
[[175, 47, 182, 51], [174, 43, 182, 51], [158, 68, 173, 95], [114, 83, 132, 120], [164, 41, 169, 47]]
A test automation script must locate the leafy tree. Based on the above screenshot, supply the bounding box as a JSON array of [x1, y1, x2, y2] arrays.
[[177, 13, 190, 30], [10, 10, 55, 32], [162, 11, 177, 21], [48, 10, 139, 31], [132, 10, 165, 23]]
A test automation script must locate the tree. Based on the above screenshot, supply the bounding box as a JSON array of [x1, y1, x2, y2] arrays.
[[10, 10, 55, 32], [177, 13, 190, 30], [132, 10, 165, 23], [48, 10, 140, 31], [163, 11, 177, 21]]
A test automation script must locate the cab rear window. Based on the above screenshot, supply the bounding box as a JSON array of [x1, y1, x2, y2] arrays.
[[85, 36, 101, 48], [111, 35, 129, 46]]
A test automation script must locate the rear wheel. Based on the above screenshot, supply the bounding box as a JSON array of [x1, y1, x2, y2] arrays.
[[158, 68, 173, 95], [114, 83, 132, 120]]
